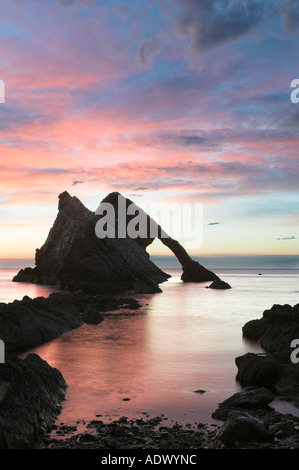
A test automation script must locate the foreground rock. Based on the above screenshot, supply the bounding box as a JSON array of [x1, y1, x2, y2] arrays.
[[0, 291, 142, 354], [13, 191, 221, 293], [35, 409, 299, 449], [235, 353, 283, 389], [216, 410, 266, 445], [210, 302, 299, 448], [0, 354, 67, 449], [212, 387, 275, 421], [0, 292, 82, 353], [36, 415, 217, 449], [242, 303, 299, 355], [212, 387, 299, 448], [237, 304, 299, 401]]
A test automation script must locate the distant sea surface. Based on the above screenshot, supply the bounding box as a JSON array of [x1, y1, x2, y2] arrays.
[[1, 267, 299, 428]]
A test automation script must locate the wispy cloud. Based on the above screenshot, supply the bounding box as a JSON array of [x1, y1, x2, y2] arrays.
[[276, 236, 297, 240], [136, 30, 172, 69], [1, 0, 299, 258], [174, 0, 269, 53]]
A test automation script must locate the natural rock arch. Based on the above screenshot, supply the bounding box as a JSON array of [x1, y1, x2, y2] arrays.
[[13, 191, 220, 293]]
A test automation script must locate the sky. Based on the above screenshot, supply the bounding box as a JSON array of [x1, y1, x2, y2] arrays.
[[0, 0, 298, 266]]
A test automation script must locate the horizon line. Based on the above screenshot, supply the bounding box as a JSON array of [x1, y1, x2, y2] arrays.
[[1, 254, 298, 270]]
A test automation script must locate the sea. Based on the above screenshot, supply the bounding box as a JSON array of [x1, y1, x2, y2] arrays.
[[1, 266, 299, 430]]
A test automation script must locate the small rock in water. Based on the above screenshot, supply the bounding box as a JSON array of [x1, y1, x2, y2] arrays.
[[206, 280, 231, 289]]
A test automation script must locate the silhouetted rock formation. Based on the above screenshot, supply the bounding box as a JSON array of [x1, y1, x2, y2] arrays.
[[13, 191, 168, 293], [0, 293, 82, 353], [236, 353, 282, 390], [13, 191, 220, 292], [236, 303, 299, 402], [242, 303, 299, 355], [0, 292, 141, 354], [181, 261, 219, 283], [0, 353, 67, 449], [102, 192, 220, 284], [212, 387, 275, 421], [215, 410, 266, 445]]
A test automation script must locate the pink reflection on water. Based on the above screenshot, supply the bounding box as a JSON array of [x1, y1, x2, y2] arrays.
[[22, 274, 257, 428], [0, 268, 57, 302], [16, 268, 299, 429]]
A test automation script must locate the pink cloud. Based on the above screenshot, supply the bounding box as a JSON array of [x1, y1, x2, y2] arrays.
[[0, 0, 298, 211]]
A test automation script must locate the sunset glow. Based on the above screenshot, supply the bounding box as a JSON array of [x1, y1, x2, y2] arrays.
[[0, 0, 298, 264]]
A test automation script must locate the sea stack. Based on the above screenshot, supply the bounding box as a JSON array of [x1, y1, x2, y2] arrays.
[[13, 191, 220, 293]]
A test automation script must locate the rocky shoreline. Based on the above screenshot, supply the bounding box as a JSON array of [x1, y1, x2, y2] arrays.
[[1, 292, 299, 449], [0, 353, 68, 448], [239, 303, 299, 405], [35, 405, 299, 450], [0, 290, 143, 449], [0, 290, 142, 354], [33, 299, 299, 450], [33, 367, 299, 450]]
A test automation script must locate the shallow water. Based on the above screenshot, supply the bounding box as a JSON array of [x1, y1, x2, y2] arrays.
[[0, 268, 58, 303], [2, 267, 298, 427]]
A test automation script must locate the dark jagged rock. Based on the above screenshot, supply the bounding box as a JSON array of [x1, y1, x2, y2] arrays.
[[0, 291, 142, 354], [13, 191, 220, 293], [181, 260, 220, 283], [235, 353, 282, 389], [212, 387, 275, 421], [239, 304, 299, 398], [242, 303, 299, 355], [206, 280, 231, 289], [36, 403, 299, 449], [216, 410, 266, 445], [12, 267, 38, 284], [101, 192, 220, 284], [0, 292, 82, 353], [13, 191, 169, 293], [235, 351, 299, 398], [0, 353, 67, 449]]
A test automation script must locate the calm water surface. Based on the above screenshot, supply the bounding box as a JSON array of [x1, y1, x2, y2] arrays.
[[1, 267, 299, 427]]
